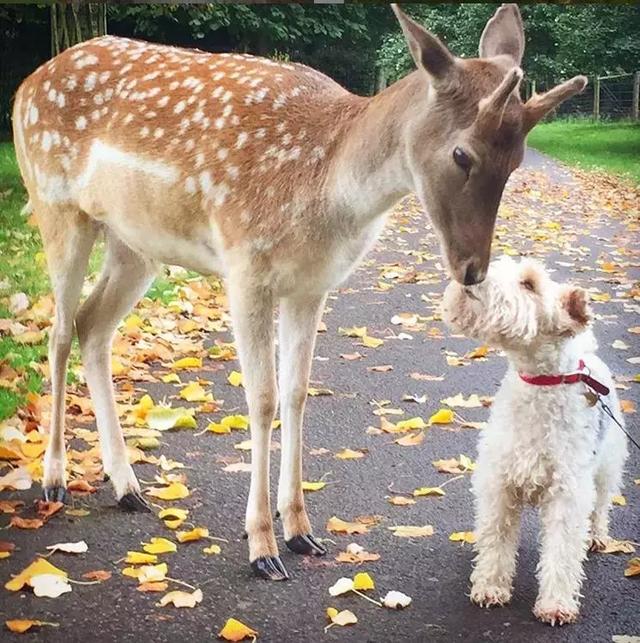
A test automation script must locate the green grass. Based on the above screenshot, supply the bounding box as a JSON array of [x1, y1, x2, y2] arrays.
[[528, 119, 640, 185]]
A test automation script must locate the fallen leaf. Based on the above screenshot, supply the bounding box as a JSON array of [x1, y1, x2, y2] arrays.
[[10, 516, 43, 530], [599, 539, 636, 554], [158, 507, 188, 530], [122, 563, 168, 583], [227, 371, 243, 387], [325, 608, 358, 629], [388, 525, 434, 538], [30, 574, 72, 598], [142, 537, 177, 554], [387, 496, 416, 506], [353, 572, 375, 591], [620, 400, 636, 414], [176, 527, 209, 543], [613, 495, 627, 506], [218, 617, 258, 641], [394, 431, 425, 446], [328, 577, 354, 596], [146, 482, 189, 500], [5, 620, 58, 634], [147, 407, 197, 431], [203, 544, 221, 555], [179, 381, 213, 403], [335, 543, 380, 564], [326, 516, 370, 535], [67, 479, 97, 495], [126, 551, 158, 565], [624, 557, 640, 577], [381, 590, 412, 609], [441, 393, 482, 409], [45, 541, 88, 555], [172, 357, 202, 370], [82, 570, 111, 582], [413, 487, 445, 498], [428, 409, 455, 424], [449, 531, 477, 544], [158, 588, 203, 608], [137, 581, 169, 593], [302, 481, 326, 492], [335, 448, 366, 460]]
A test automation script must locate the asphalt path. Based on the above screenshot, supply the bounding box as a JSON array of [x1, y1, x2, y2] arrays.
[[2, 149, 639, 642]]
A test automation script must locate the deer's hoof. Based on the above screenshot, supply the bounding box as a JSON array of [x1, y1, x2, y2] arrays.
[[285, 534, 327, 556], [251, 556, 290, 581], [118, 491, 151, 513], [43, 485, 67, 503]]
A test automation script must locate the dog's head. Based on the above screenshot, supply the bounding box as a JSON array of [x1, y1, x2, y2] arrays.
[[442, 256, 591, 350]]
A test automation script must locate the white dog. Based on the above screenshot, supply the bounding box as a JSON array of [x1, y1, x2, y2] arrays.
[[442, 256, 628, 626]]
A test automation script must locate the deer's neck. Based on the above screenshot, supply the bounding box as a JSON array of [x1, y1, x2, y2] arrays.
[[327, 72, 425, 223]]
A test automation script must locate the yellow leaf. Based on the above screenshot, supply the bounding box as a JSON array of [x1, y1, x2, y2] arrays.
[[620, 400, 636, 414], [590, 292, 611, 303], [335, 448, 365, 460], [612, 495, 626, 506], [111, 356, 128, 376], [360, 335, 384, 349], [179, 381, 213, 403], [326, 516, 370, 535], [172, 357, 202, 370], [221, 415, 249, 430], [142, 537, 177, 554], [207, 422, 230, 434], [302, 481, 326, 492], [449, 531, 477, 544], [394, 431, 424, 446], [125, 551, 158, 565], [203, 544, 221, 555], [5, 620, 58, 634], [147, 407, 196, 431], [624, 557, 640, 577], [395, 417, 426, 430], [353, 572, 375, 591], [413, 487, 445, 498], [158, 588, 203, 608], [387, 495, 416, 506], [176, 527, 209, 543], [218, 617, 258, 641], [122, 563, 168, 583], [227, 371, 243, 387], [0, 552, 11, 559], [338, 326, 367, 338], [5, 558, 67, 592], [428, 409, 454, 425], [467, 345, 488, 359], [124, 314, 144, 330], [325, 609, 358, 629], [146, 482, 190, 501], [20, 442, 46, 459], [0, 443, 22, 460], [441, 393, 482, 409], [161, 373, 181, 384], [158, 507, 188, 530], [388, 525, 434, 538]]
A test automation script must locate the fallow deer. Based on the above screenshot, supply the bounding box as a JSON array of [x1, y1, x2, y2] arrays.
[[12, 4, 586, 580]]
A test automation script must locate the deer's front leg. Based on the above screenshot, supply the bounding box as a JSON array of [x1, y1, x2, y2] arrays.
[[277, 293, 328, 557], [227, 279, 286, 580]]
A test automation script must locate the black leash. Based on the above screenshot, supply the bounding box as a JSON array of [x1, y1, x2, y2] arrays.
[[598, 398, 640, 452]]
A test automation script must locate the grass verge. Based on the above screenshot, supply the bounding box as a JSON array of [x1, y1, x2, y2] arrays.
[[527, 119, 640, 185]]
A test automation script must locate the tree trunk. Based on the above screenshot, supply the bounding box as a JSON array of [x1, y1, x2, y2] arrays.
[[51, 2, 107, 56]]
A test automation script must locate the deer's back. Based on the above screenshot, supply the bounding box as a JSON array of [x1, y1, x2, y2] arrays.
[[13, 36, 362, 274]]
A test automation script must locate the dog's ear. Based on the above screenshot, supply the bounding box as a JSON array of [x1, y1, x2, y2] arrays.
[[557, 285, 591, 335]]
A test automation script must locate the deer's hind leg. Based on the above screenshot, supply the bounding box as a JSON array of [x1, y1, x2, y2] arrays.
[[75, 232, 157, 511], [40, 207, 98, 502]]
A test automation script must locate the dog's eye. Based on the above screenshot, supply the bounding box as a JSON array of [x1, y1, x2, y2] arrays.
[[453, 146, 472, 175], [521, 279, 536, 292]]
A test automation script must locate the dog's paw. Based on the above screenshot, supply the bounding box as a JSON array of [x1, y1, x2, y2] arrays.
[[470, 583, 511, 608], [534, 600, 579, 626]]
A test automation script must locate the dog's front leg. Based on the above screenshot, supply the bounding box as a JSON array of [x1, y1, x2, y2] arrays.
[[470, 476, 521, 607], [534, 480, 594, 626]]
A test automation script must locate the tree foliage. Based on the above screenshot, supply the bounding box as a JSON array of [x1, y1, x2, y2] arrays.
[[378, 4, 640, 84]]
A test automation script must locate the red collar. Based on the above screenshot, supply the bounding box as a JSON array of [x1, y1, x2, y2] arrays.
[[519, 359, 610, 396]]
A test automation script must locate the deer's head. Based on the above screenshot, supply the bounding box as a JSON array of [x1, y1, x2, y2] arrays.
[[393, 4, 586, 285]]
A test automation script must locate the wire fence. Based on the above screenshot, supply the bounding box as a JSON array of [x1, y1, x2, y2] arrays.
[[525, 72, 640, 121]]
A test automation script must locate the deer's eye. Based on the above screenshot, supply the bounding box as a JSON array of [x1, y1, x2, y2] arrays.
[[521, 279, 536, 292], [453, 146, 472, 175]]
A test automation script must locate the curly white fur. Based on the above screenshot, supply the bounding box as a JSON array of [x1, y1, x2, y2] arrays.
[[442, 256, 628, 626]]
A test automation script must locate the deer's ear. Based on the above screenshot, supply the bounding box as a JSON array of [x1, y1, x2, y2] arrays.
[[392, 4, 454, 80], [479, 3, 525, 65]]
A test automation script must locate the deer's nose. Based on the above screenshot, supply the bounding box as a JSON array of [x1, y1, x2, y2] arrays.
[[463, 262, 486, 286]]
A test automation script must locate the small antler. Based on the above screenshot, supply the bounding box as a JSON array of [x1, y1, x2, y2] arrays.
[[475, 67, 523, 132], [523, 76, 588, 132]]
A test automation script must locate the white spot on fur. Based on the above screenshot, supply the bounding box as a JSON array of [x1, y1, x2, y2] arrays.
[[84, 72, 98, 91], [41, 131, 52, 152], [235, 132, 248, 149], [75, 115, 87, 130]]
